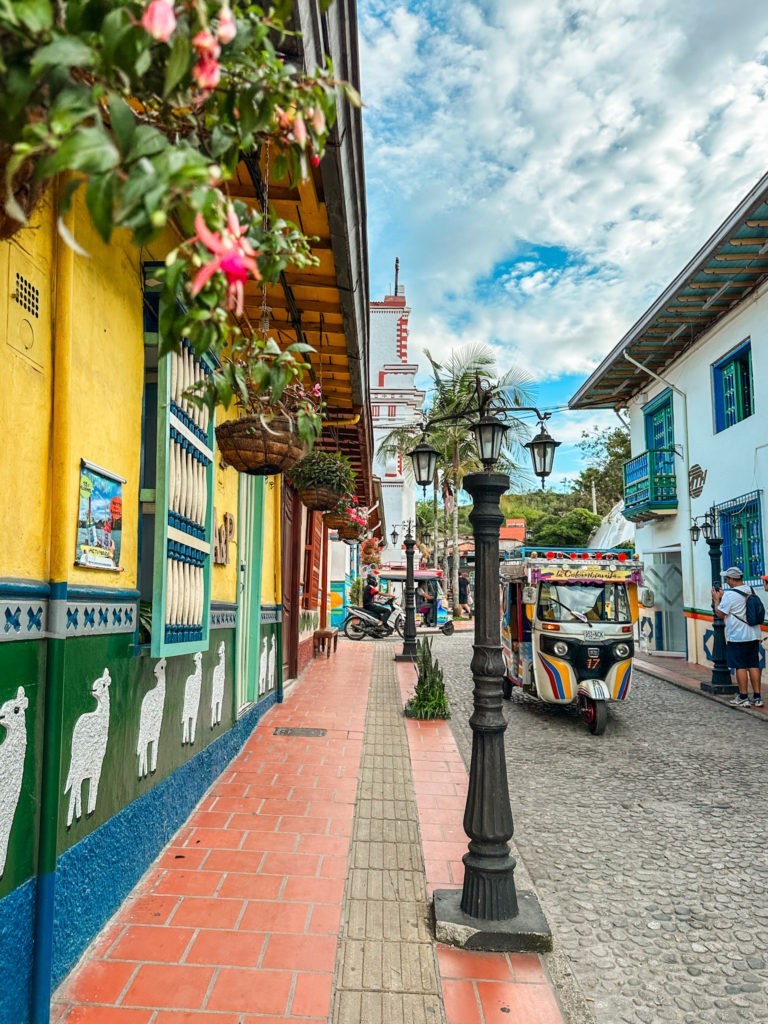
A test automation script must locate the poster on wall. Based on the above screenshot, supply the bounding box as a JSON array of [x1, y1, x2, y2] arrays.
[[75, 460, 126, 571]]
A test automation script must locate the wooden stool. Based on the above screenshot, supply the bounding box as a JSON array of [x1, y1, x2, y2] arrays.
[[313, 627, 339, 658]]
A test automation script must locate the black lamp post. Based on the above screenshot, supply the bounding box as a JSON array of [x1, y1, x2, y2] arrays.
[[691, 506, 735, 695], [409, 383, 556, 950], [391, 519, 418, 662]]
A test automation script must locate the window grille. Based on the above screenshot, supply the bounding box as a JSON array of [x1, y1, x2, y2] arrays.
[[713, 340, 753, 432], [715, 490, 764, 584]]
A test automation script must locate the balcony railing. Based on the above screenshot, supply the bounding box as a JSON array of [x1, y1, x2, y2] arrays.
[[623, 449, 678, 521]]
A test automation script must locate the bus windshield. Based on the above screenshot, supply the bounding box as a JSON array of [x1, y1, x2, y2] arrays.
[[537, 582, 631, 624]]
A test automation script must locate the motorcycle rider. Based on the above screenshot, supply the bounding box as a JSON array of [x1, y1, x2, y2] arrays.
[[363, 574, 392, 629]]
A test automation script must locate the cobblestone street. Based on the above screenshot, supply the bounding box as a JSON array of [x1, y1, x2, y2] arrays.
[[435, 631, 768, 1024]]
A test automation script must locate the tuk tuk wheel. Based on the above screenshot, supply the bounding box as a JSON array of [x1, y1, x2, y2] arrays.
[[441, 621, 455, 636], [580, 696, 607, 736]]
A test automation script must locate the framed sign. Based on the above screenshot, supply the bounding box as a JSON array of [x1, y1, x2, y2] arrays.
[[75, 460, 126, 571]]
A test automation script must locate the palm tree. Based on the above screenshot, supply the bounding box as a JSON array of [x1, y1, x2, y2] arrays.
[[377, 343, 536, 611], [423, 344, 535, 612]]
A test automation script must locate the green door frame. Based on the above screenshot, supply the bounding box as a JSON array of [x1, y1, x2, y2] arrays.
[[236, 475, 265, 712]]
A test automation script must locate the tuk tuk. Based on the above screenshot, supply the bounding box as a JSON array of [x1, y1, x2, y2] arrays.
[[377, 569, 455, 636], [500, 547, 643, 734]]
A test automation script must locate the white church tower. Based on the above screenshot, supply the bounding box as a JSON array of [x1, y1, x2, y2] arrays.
[[370, 260, 426, 566]]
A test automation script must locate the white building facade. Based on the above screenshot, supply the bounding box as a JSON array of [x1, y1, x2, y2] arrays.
[[369, 274, 425, 566], [570, 172, 768, 670]]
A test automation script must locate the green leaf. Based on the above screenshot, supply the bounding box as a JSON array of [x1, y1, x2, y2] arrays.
[[11, 0, 53, 32], [163, 31, 191, 97], [85, 174, 115, 242], [126, 125, 167, 162], [107, 95, 136, 152], [37, 126, 120, 178], [31, 37, 94, 77]]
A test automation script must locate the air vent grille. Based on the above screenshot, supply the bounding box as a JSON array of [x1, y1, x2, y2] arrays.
[[14, 272, 39, 318]]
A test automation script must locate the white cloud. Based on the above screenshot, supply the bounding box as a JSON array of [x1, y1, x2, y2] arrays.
[[359, 0, 768, 401]]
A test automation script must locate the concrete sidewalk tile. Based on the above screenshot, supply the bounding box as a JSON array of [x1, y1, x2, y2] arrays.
[[60, 961, 138, 1005], [238, 899, 309, 933], [122, 964, 214, 1010], [205, 967, 292, 1014], [290, 970, 333, 1016], [171, 897, 244, 930], [476, 979, 565, 1023], [441, 979, 482, 1024], [185, 929, 266, 967], [121, 894, 180, 925], [109, 925, 196, 964], [61, 1008, 153, 1024]]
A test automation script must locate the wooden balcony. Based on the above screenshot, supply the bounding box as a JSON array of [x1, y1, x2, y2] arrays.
[[623, 450, 678, 522]]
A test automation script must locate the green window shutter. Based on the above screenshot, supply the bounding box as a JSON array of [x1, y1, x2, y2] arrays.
[[151, 345, 216, 657]]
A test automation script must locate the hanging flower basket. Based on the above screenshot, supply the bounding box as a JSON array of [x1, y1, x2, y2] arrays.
[[296, 485, 348, 511], [324, 510, 351, 530], [338, 522, 365, 542], [216, 415, 306, 476]]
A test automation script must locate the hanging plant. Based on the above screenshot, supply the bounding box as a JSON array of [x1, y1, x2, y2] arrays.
[[287, 449, 355, 510], [0, 0, 360, 412]]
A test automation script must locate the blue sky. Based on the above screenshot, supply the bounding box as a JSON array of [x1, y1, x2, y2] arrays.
[[357, 0, 768, 489]]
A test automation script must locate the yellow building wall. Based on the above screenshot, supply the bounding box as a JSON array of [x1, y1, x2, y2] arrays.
[[1, 187, 240, 606], [0, 193, 55, 581], [261, 476, 281, 604]]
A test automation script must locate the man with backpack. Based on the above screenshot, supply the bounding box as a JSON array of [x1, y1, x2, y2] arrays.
[[712, 566, 764, 708]]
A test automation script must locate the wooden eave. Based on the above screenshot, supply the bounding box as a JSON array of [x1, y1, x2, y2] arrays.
[[570, 170, 768, 411], [221, 0, 372, 504]]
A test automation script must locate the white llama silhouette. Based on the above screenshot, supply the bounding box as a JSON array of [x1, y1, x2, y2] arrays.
[[64, 669, 111, 828], [181, 651, 203, 745], [267, 634, 276, 691], [258, 635, 268, 695], [210, 642, 226, 727], [0, 686, 29, 877], [137, 658, 166, 779]]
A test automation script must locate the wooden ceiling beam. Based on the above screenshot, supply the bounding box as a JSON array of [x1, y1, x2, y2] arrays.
[[714, 253, 768, 262], [700, 268, 767, 276], [728, 237, 768, 246], [688, 279, 753, 288]]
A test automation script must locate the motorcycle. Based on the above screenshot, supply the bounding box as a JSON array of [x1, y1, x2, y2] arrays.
[[342, 595, 405, 640]]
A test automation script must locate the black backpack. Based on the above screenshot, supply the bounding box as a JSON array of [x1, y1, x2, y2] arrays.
[[735, 587, 766, 627]]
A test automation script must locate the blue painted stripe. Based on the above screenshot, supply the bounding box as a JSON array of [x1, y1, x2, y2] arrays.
[[49, 583, 141, 602], [51, 692, 277, 987], [0, 580, 51, 599], [0, 877, 36, 1024]]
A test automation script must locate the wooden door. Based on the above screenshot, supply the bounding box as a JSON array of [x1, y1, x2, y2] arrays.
[[281, 482, 301, 680]]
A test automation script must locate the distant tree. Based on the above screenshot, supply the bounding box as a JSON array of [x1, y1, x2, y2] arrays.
[[572, 426, 630, 515], [529, 508, 602, 547]]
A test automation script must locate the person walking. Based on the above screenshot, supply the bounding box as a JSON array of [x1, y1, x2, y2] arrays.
[[712, 566, 764, 708], [458, 572, 471, 619]]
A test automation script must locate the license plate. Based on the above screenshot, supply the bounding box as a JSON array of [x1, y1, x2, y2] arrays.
[[587, 647, 600, 658]]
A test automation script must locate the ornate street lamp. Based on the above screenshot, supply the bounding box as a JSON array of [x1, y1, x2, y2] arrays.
[[525, 421, 561, 488], [415, 378, 555, 951], [691, 506, 735, 695], [408, 439, 439, 494], [391, 519, 418, 662]]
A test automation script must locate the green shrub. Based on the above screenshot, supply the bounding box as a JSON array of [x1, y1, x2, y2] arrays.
[[349, 576, 362, 606], [405, 638, 450, 719], [287, 450, 356, 495]]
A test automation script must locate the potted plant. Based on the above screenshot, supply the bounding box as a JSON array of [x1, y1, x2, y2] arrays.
[[287, 449, 355, 510], [404, 638, 450, 719], [337, 501, 367, 541]]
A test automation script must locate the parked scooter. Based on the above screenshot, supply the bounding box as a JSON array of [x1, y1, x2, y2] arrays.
[[342, 595, 405, 640]]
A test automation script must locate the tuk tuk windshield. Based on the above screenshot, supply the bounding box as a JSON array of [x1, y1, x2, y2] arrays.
[[538, 582, 631, 624]]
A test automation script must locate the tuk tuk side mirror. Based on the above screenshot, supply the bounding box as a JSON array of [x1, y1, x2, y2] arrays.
[[523, 586, 537, 606]]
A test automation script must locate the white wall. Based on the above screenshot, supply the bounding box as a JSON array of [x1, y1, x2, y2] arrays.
[[628, 277, 768, 617]]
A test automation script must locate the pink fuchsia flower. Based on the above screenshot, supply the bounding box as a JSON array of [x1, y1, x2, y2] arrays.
[[141, 0, 176, 42], [292, 115, 307, 148], [192, 54, 221, 89], [188, 208, 261, 317], [217, 5, 237, 44], [192, 30, 221, 59]]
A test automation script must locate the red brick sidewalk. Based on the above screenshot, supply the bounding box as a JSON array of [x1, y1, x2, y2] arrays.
[[397, 660, 565, 1024], [52, 640, 565, 1024], [53, 644, 373, 1024]]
